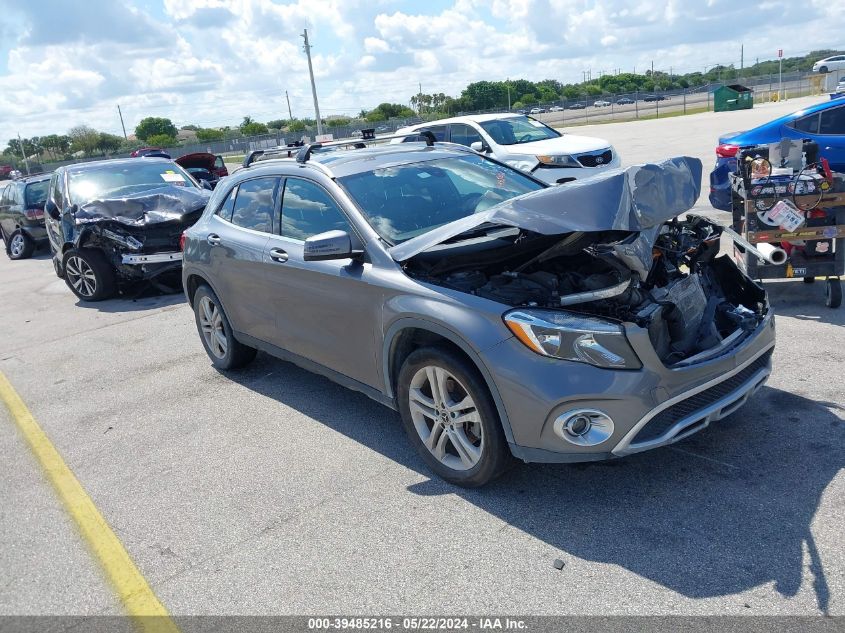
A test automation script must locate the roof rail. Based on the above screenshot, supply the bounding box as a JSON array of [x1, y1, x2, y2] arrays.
[[243, 141, 305, 168], [295, 130, 436, 164]]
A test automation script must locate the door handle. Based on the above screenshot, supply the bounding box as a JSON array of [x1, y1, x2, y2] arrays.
[[206, 234, 221, 246], [269, 247, 288, 263]]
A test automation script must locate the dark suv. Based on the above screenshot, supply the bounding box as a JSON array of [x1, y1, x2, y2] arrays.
[[0, 174, 51, 260], [182, 139, 775, 486], [45, 158, 210, 301]]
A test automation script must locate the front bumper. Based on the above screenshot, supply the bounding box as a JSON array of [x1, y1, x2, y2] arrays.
[[483, 308, 776, 463]]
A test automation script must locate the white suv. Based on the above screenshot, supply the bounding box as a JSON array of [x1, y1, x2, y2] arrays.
[[395, 114, 620, 184]]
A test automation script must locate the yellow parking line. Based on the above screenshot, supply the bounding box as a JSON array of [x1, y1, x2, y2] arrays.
[[0, 371, 179, 633]]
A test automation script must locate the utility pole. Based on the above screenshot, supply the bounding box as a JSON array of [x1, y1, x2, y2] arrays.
[[740, 43, 744, 73], [651, 60, 654, 76], [285, 90, 293, 121], [301, 29, 323, 136], [117, 104, 127, 139], [17, 133, 30, 175], [506, 78, 511, 110], [418, 82, 423, 115]]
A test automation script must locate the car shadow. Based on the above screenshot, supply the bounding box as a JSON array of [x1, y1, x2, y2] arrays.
[[72, 288, 186, 313], [227, 353, 843, 613]]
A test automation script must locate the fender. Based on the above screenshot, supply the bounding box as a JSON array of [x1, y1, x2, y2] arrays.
[[382, 317, 516, 445]]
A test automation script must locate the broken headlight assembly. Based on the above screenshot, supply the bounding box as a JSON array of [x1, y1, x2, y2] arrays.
[[504, 309, 641, 369], [535, 154, 582, 168]]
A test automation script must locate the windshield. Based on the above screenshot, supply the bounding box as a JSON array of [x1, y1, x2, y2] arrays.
[[478, 116, 561, 146], [68, 162, 196, 206], [337, 153, 543, 244], [24, 180, 50, 207]]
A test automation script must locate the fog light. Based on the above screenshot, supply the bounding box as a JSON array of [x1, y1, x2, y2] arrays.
[[553, 409, 615, 447]]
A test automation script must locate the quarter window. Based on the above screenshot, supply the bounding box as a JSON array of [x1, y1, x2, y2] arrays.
[[280, 179, 352, 241], [791, 114, 819, 134], [230, 177, 278, 233]]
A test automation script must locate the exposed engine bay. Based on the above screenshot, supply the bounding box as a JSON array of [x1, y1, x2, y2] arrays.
[[405, 215, 767, 365]]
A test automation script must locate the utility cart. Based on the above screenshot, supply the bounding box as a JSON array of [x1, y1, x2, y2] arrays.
[[728, 141, 845, 308]]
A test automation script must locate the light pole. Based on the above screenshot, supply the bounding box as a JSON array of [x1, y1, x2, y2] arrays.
[[301, 29, 323, 136]]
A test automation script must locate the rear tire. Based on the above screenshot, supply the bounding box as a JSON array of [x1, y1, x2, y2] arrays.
[[7, 230, 35, 260], [819, 66, 829, 74], [193, 284, 257, 370], [397, 346, 510, 487], [825, 277, 842, 308], [62, 248, 116, 301]]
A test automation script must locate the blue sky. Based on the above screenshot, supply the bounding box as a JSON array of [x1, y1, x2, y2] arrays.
[[0, 0, 842, 146]]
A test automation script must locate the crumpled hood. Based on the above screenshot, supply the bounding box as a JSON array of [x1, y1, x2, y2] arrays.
[[74, 185, 211, 227], [503, 133, 612, 157], [389, 156, 702, 262]]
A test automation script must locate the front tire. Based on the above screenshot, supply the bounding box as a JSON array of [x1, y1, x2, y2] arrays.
[[397, 347, 510, 487], [62, 248, 116, 301], [7, 230, 35, 260], [819, 66, 829, 74], [193, 284, 257, 370]]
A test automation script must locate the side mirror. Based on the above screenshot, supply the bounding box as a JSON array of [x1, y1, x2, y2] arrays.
[[470, 141, 489, 153], [70, 203, 79, 216], [303, 230, 362, 262], [45, 199, 60, 220]]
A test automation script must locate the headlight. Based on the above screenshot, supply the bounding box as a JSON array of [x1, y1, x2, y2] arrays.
[[536, 154, 582, 168], [503, 309, 642, 369], [505, 159, 537, 172]]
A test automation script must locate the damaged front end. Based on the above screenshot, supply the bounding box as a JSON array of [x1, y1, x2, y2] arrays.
[[70, 186, 209, 287], [398, 157, 769, 367]]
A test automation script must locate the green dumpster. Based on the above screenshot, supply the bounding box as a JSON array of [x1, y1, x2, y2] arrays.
[[714, 84, 754, 112]]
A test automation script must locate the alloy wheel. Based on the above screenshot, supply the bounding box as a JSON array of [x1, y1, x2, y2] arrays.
[[64, 255, 97, 297], [9, 234, 25, 258], [198, 295, 227, 359], [408, 365, 484, 471]]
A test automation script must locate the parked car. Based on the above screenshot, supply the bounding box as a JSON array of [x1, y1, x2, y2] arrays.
[[593, 100, 611, 107], [616, 97, 635, 105], [709, 98, 845, 211], [569, 102, 587, 110], [643, 94, 667, 102], [375, 125, 390, 133], [0, 173, 51, 260], [395, 113, 619, 185], [813, 55, 845, 74], [515, 109, 527, 115], [0, 165, 12, 179], [182, 141, 774, 487], [130, 147, 165, 158], [175, 152, 229, 186], [549, 105, 564, 112], [529, 107, 547, 114], [44, 158, 211, 301]]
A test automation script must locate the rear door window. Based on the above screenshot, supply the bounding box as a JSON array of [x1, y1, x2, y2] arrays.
[[449, 123, 484, 147], [25, 180, 50, 207], [230, 177, 278, 233], [214, 156, 226, 169], [819, 106, 845, 135], [280, 178, 352, 241], [215, 185, 238, 221]]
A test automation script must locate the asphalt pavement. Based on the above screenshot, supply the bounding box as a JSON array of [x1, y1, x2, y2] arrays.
[[1, 97, 843, 621]]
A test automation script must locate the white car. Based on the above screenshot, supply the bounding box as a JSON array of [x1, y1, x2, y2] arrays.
[[394, 113, 620, 185], [549, 105, 564, 112], [529, 107, 546, 114], [593, 100, 612, 107], [813, 55, 845, 73]]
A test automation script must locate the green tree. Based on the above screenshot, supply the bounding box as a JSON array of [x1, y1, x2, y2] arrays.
[[286, 120, 306, 132], [96, 133, 123, 155], [241, 122, 269, 135], [326, 117, 352, 129], [266, 119, 287, 130], [68, 125, 102, 156], [196, 128, 224, 142], [146, 133, 176, 148], [135, 117, 178, 142]]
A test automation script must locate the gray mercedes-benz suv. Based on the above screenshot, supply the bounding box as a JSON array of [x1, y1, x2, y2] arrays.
[[182, 139, 775, 487]]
